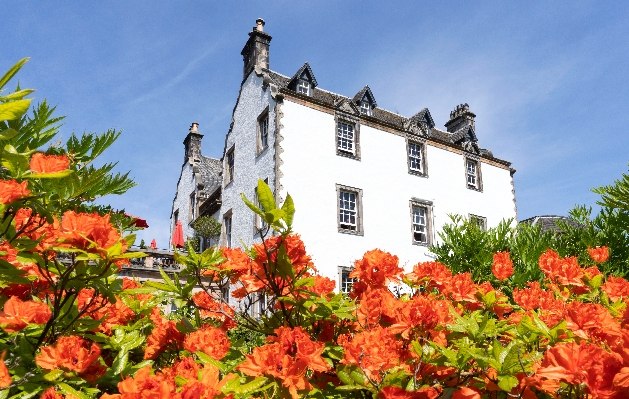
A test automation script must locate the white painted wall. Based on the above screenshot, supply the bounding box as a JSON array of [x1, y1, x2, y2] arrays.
[[219, 73, 277, 249], [277, 100, 517, 282]]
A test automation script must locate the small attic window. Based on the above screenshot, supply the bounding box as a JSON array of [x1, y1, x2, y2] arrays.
[[297, 79, 311, 96], [360, 100, 372, 116]]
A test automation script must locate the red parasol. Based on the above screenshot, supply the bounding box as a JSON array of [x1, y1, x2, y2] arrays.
[[150, 239, 157, 250], [125, 213, 149, 228], [171, 221, 185, 248]]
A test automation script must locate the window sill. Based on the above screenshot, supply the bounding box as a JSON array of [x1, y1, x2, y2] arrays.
[[338, 227, 364, 236], [412, 241, 430, 247], [256, 145, 269, 158], [408, 169, 428, 178], [467, 185, 483, 193], [336, 150, 360, 161]]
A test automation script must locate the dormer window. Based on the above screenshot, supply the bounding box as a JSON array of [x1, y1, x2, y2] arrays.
[[360, 100, 372, 116], [297, 79, 311, 96]]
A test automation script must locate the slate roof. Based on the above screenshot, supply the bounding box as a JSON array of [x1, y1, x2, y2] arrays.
[[198, 156, 222, 192], [263, 67, 504, 161], [352, 85, 378, 108], [519, 215, 583, 233]]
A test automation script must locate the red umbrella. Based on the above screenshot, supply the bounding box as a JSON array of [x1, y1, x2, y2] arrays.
[[171, 221, 185, 248], [150, 239, 157, 250]]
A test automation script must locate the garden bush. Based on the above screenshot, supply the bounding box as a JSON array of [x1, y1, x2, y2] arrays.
[[3, 59, 629, 399]]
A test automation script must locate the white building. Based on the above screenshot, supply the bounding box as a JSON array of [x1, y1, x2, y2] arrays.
[[171, 19, 517, 292]]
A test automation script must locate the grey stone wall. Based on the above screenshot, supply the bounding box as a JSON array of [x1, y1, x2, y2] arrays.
[[170, 163, 196, 243], [219, 71, 277, 249]]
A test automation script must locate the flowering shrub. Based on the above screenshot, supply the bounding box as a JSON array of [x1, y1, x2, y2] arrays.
[[3, 59, 629, 399]]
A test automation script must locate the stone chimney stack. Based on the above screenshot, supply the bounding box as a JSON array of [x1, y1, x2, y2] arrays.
[[183, 122, 203, 164], [444, 103, 476, 133], [240, 18, 272, 80]]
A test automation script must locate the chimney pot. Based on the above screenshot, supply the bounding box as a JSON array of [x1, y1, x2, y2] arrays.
[[190, 122, 199, 133], [256, 18, 265, 32]]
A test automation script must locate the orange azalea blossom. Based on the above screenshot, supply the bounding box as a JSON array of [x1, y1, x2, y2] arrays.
[[588, 246, 610, 263], [191, 291, 236, 330], [180, 363, 236, 399], [36, 335, 102, 375], [238, 327, 328, 399], [564, 301, 621, 344], [211, 247, 252, 282], [602, 276, 629, 302], [163, 356, 200, 383], [0, 296, 51, 332], [59, 211, 122, 255], [452, 387, 481, 399], [143, 308, 185, 360], [491, 251, 514, 281], [40, 388, 64, 399], [13, 208, 60, 251], [342, 326, 402, 383], [252, 234, 314, 276], [29, 152, 70, 173], [355, 287, 398, 328], [538, 249, 584, 286], [100, 366, 180, 399], [389, 294, 441, 339], [512, 282, 556, 311], [305, 275, 336, 297], [0, 357, 11, 388], [378, 386, 439, 399], [530, 341, 623, 397], [184, 326, 230, 360], [0, 179, 29, 204], [77, 288, 135, 334], [442, 272, 479, 303], [404, 261, 452, 291], [350, 249, 403, 289]]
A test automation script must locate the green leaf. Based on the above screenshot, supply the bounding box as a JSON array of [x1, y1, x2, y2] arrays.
[[257, 179, 276, 212], [111, 350, 129, 376], [0, 99, 31, 121], [281, 193, 295, 228], [196, 351, 229, 373], [0, 58, 29, 90], [57, 384, 89, 399], [43, 369, 64, 382], [264, 209, 285, 224], [497, 375, 519, 392], [226, 376, 268, 395], [0, 128, 19, 141], [241, 193, 265, 217]]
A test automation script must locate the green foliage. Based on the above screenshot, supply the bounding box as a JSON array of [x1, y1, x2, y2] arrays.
[[593, 163, 629, 212], [191, 214, 222, 240]]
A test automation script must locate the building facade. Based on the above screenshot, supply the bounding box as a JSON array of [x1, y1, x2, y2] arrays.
[[171, 19, 518, 292]]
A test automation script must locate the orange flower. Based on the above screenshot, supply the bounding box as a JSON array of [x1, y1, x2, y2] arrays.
[[36, 335, 101, 374], [405, 261, 452, 291], [602, 276, 629, 302], [355, 287, 398, 328], [538, 249, 584, 286], [59, 211, 121, 254], [0, 357, 11, 388], [143, 308, 185, 360], [378, 386, 439, 399], [191, 291, 236, 330], [588, 246, 610, 263], [350, 249, 403, 288], [304, 275, 336, 297], [29, 152, 70, 173], [109, 366, 179, 399], [0, 179, 29, 204], [491, 251, 514, 281], [40, 388, 64, 399], [442, 273, 479, 303], [180, 363, 235, 399], [267, 326, 329, 372], [77, 288, 135, 334], [0, 296, 51, 332], [389, 294, 441, 339], [564, 301, 621, 343], [452, 387, 481, 399], [342, 327, 401, 383], [13, 208, 60, 251], [172, 356, 200, 382], [184, 326, 230, 360]]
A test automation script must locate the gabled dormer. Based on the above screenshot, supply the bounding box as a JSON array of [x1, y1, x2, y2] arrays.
[[352, 85, 377, 116], [409, 108, 435, 129], [288, 62, 317, 96]]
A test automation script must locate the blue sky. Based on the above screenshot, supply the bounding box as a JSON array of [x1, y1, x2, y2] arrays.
[[4, 1, 629, 249]]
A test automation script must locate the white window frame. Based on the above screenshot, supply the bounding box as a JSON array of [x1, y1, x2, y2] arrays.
[[360, 100, 372, 116], [409, 199, 433, 246], [297, 79, 311, 96], [189, 192, 196, 222], [257, 108, 269, 155], [223, 210, 232, 248], [225, 146, 235, 185], [335, 112, 361, 160], [407, 140, 428, 176], [465, 157, 483, 191], [336, 184, 363, 235], [469, 214, 487, 231], [337, 122, 355, 155], [338, 266, 355, 294]]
